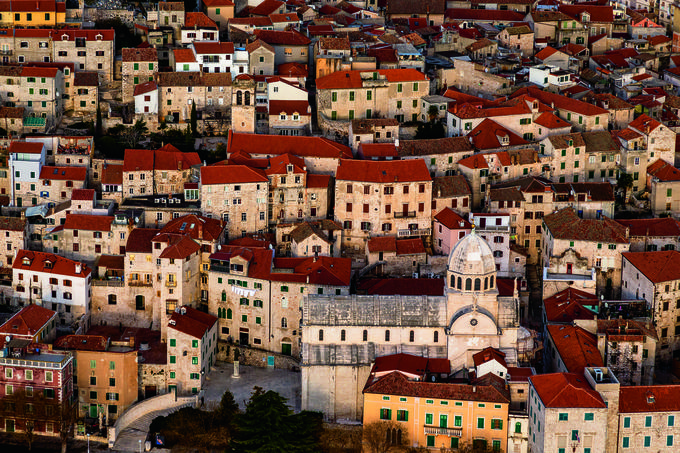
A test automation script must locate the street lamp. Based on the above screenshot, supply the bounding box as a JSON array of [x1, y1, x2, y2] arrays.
[[139, 439, 142, 453], [86, 433, 90, 453]]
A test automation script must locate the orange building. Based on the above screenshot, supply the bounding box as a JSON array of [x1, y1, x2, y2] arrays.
[[362, 355, 510, 451]]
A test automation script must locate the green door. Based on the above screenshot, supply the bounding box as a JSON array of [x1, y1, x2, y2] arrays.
[[5, 419, 14, 432], [89, 404, 97, 418], [440, 414, 448, 428], [16, 198, 21, 207], [281, 343, 291, 356]]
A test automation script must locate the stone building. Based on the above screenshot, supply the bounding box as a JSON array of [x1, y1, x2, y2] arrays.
[[60, 213, 130, 264], [199, 164, 269, 238], [614, 218, 680, 252], [72, 72, 98, 119], [316, 69, 429, 135], [158, 2, 185, 40], [253, 30, 311, 67], [617, 385, 680, 452], [246, 39, 276, 76], [334, 159, 432, 253], [122, 145, 200, 198], [52, 29, 115, 83], [621, 251, 680, 364], [0, 216, 28, 267], [275, 219, 342, 257], [266, 154, 331, 225], [166, 306, 218, 396], [542, 207, 630, 298], [208, 245, 351, 357], [348, 118, 399, 152], [645, 159, 680, 216], [397, 137, 475, 178], [38, 165, 87, 205], [202, 0, 235, 31], [301, 231, 526, 421], [497, 25, 534, 57], [157, 71, 232, 127], [540, 131, 619, 184], [528, 369, 615, 453], [121, 48, 158, 104]]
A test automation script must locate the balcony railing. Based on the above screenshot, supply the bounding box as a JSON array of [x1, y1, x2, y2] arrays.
[[398, 228, 431, 238], [394, 211, 416, 219], [423, 426, 462, 437], [129, 281, 152, 287], [92, 279, 124, 287], [0, 49, 12, 55], [165, 280, 177, 287], [210, 264, 230, 273]]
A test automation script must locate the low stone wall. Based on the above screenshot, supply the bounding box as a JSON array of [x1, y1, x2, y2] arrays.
[[216, 340, 300, 371], [108, 391, 197, 448]]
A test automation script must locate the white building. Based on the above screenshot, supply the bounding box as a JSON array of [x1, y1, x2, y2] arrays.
[[9, 141, 45, 208], [133, 81, 159, 115], [191, 42, 249, 78], [528, 65, 575, 89], [12, 250, 92, 327]]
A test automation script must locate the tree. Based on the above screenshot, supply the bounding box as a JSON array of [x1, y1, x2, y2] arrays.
[[190, 101, 198, 136], [414, 121, 445, 139], [214, 390, 239, 427], [320, 424, 363, 453], [363, 420, 409, 453], [118, 118, 149, 149], [58, 399, 76, 453], [95, 104, 103, 138], [233, 388, 323, 453], [616, 172, 634, 200], [427, 105, 439, 122]]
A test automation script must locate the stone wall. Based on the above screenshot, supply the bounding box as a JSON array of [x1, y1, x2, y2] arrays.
[[215, 340, 300, 371]]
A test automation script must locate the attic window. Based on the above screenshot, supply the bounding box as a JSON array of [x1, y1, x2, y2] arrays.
[[44, 261, 53, 269], [647, 394, 655, 404], [95, 34, 103, 41], [287, 164, 294, 173], [61, 34, 69, 41], [180, 222, 187, 231], [22, 258, 30, 266]]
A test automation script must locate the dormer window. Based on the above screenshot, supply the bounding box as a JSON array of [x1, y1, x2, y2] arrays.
[[44, 261, 53, 269], [95, 34, 103, 41], [61, 34, 69, 41], [647, 394, 655, 404], [568, 139, 573, 147], [22, 257, 31, 266], [287, 164, 293, 173]]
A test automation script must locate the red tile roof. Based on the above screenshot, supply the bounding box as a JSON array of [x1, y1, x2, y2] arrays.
[[559, 4, 613, 22], [619, 385, 680, 413], [316, 68, 427, 89], [367, 236, 396, 253], [227, 130, 352, 159], [185, 12, 217, 29], [506, 366, 535, 382], [647, 159, 680, 182], [133, 81, 158, 97], [200, 164, 269, 185], [265, 153, 306, 175], [9, 141, 43, 154], [335, 158, 431, 183], [250, 0, 284, 15], [547, 325, 603, 373], [306, 174, 331, 188], [534, 46, 560, 61], [39, 166, 87, 181], [173, 48, 197, 64], [629, 113, 661, 134], [466, 119, 530, 150], [543, 287, 598, 323], [71, 189, 94, 201], [370, 353, 451, 377], [445, 8, 525, 21], [13, 250, 92, 278], [277, 62, 308, 77], [193, 41, 235, 54], [254, 29, 311, 46], [168, 306, 217, 339], [616, 218, 680, 237], [122, 47, 158, 62], [155, 233, 201, 259], [268, 100, 310, 116], [0, 304, 56, 338], [101, 163, 123, 185], [511, 87, 608, 116], [434, 207, 472, 230], [364, 371, 510, 403], [21, 66, 58, 78], [126, 228, 160, 254], [359, 143, 398, 158], [622, 251, 680, 283], [63, 214, 113, 232], [534, 111, 571, 129], [473, 347, 507, 368], [53, 334, 108, 351], [357, 278, 445, 296], [159, 214, 224, 242], [396, 238, 425, 255], [203, 0, 234, 6], [530, 373, 606, 408], [543, 207, 629, 243]]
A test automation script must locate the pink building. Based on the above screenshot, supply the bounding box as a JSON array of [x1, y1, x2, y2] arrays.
[[433, 207, 472, 256]]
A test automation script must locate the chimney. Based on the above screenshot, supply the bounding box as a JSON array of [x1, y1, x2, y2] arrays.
[[20, 210, 25, 220], [314, 251, 318, 262], [75, 263, 82, 274], [472, 385, 477, 392], [178, 160, 183, 171]]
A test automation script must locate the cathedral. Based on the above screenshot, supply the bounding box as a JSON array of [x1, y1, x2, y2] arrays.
[[301, 231, 530, 421]]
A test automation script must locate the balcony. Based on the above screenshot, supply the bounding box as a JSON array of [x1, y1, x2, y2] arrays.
[[477, 224, 509, 232], [394, 211, 416, 219], [423, 426, 462, 437], [129, 281, 152, 287], [210, 264, 230, 273], [165, 280, 177, 287], [0, 49, 12, 55], [398, 228, 431, 238]]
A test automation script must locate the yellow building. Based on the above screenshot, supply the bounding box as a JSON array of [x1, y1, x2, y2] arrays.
[[202, 0, 234, 31], [363, 365, 509, 451], [0, 1, 67, 28], [54, 334, 138, 421]]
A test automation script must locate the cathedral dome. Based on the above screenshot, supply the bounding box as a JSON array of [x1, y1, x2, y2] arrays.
[[447, 231, 497, 292]]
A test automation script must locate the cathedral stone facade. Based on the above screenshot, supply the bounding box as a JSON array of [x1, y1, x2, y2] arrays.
[[301, 231, 524, 421]]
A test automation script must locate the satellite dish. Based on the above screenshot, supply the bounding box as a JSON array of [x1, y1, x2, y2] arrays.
[[5, 335, 10, 342], [431, 376, 436, 382]]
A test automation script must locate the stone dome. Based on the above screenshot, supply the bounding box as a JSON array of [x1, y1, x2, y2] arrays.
[[448, 231, 496, 276], [447, 231, 497, 292]]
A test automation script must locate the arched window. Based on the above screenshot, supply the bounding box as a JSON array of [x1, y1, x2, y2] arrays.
[[484, 277, 488, 290], [319, 329, 324, 341], [236, 91, 242, 105], [457, 277, 462, 289], [135, 295, 144, 310], [474, 278, 481, 291], [298, 209, 303, 219], [450, 275, 455, 288], [108, 294, 117, 305], [396, 429, 402, 445], [515, 422, 522, 434], [244, 91, 250, 106], [409, 330, 414, 342], [465, 278, 472, 291], [341, 330, 346, 341], [434, 331, 439, 343], [227, 308, 232, 319], [64, 292, 72, 300], [490, 276, 494, 288], [363, 330, 368, 341], [385, 330, 390, 342], [281, 317, 288, 328]]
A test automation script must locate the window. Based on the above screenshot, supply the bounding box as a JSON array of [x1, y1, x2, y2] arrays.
[[668, 435, 674, 447], [645, 416, 652, 427], [396, 410, 408, 421], [170, 355, 176, 364], [559, 413, 568, 421], [584, 413, 593, 421], [623, 437, 629, 448], [380, 408, 391, 420], [192, 357, 199, 365], [491, 419, 503, 429], [669, 415, 675, 427], [644, 436, 651, 447], [45, 371, 52, 382], [477, 417, 485, 429]]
